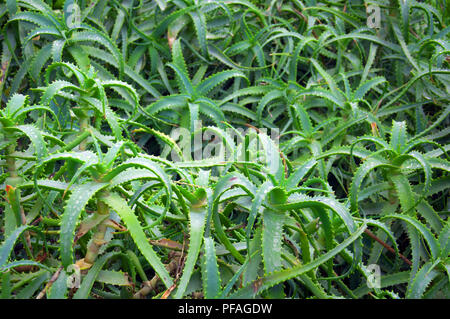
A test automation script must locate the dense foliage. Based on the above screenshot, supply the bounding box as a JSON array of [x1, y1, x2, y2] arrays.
[[0, 0, 449, 299]]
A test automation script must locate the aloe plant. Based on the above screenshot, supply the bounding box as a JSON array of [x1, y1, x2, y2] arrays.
[[0, 93, 59, 257], [0, 0, 448, 300], [143, 39, 247, 132], [38, 61, 139, 144], [30, 140, 180, 289], [8, 0, 124, 88]]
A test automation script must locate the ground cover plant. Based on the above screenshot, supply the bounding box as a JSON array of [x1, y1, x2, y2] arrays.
[[0, 0, 449, 299]]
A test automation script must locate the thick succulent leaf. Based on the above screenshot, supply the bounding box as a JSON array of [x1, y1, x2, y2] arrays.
[[406, 261, 439, 299], [73, 252, 123, 299], [390, 174, 416, 215], [286, 159, 317, 189], [262, 208, 286, 274], [0, 225, 34, 267], [188, 9, 209, 58], [196, 70, 246, 96], [4, 93, 28, 117], [47, 270, 68, 299], [352, 76, 386, 101], [229, 223, 367, 298], [349, 157, 393, 211], [23, 27, 61, 45], [246, 181, 273, 249], [438, 222, 450, 258], [60, 182, 109, 267], [109, 168, 157, 188], [99, 193, 173, 288], [416, 201, 443, 234], [71, 30, 124, 78], [40, 80, 83, 106], [310, 58, 344, 102], [13, 125, 48, 160], [96, 270, 132, 286], [390, 121, 408, 154], [354, 271, 410, 298], [295, 87, 345, 106], [9, 11, 55, 27], [382, 214, 440, 260], [144, 95, 189, 115], [174, 199, 208, 298], [201, 236, 221, 299]]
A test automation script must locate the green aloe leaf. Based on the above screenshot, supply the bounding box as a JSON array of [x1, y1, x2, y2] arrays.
[[99, 192, 173, 288], [230, 223, 367, 298], [201, 236, 221, 299], [174, 194, 208, 298], [60, 181, 109, 267]]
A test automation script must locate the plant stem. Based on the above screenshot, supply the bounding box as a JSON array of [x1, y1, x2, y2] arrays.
[[6, 142, 18, 179], [60, 130, 90, 152], [133, 252, 182, 299], [5, 140, 33, 258], [79, 116, 89, 151], [36, 266, 63, 299], [364, 229, 412, 266], [84, 197, 110, 265]]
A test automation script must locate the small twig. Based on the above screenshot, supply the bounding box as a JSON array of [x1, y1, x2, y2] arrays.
[[161, 238, 187, 299], [36, 266, 63, 299], [225, 223, 246, 232], [283, 235, 300, 259], [364, 229, 412, 266], [133, 251, 183, 299], [176, 236, 187, 280], [409, 27, 420, 40], [30, 216, 42, 226], [173, 180, 201, 188], [149, 238, 184, 251], [279, 151, 289, 178], [160, 283, 177, 299]]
